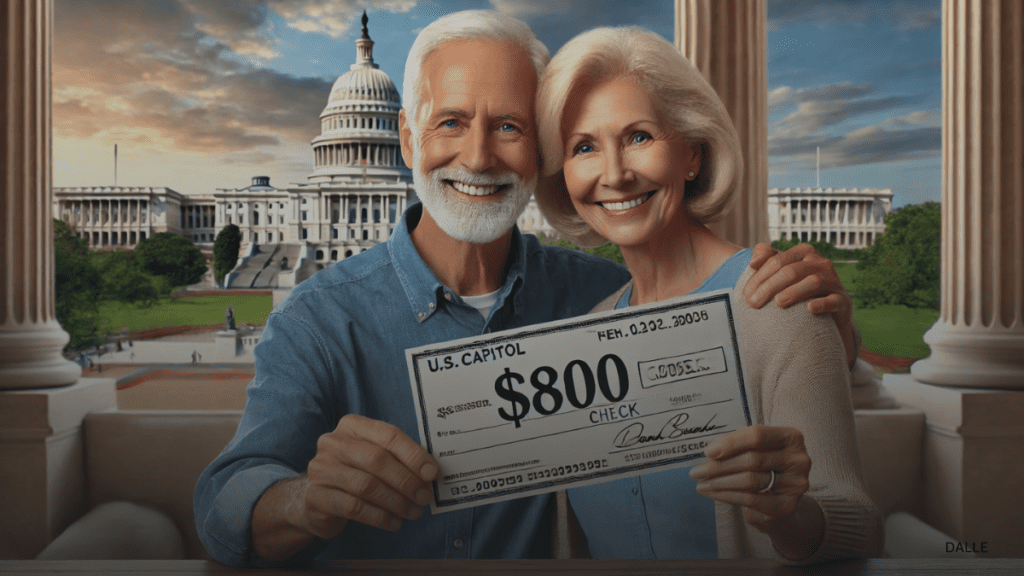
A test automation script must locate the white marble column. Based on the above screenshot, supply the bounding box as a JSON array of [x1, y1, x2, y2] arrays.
[[1, 0, 119, 559], [1, 0, 80, 389], [912, 0, 1024, 389], [676, 0, 768, 247], [883, 0, 1024, 558]]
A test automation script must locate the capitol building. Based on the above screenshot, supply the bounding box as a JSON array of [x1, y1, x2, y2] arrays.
[[52, 13, 553, 289]]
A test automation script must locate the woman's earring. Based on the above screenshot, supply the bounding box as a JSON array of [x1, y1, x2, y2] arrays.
[[688, 171, 695, 179]]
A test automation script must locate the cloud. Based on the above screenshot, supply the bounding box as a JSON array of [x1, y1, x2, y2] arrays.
[[52, 0, 367, 159], [768, 0, 941, 31], [791, 81, 874, 103], [768, 86, 794, 112], [489, 0, 564, 17], [770, 117, 940, 168], [269, 0, 417, 38], [883, 109, 939, 127], [780, 94, 920, 134]]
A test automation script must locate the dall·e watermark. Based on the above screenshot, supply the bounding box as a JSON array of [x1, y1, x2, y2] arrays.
[[946, 541, 987, 553]]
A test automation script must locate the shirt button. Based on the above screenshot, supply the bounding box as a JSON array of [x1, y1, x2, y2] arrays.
[[429, 302, 434, 309], [453, 538, 464, 549], [445, 292, 452, 301], [632, 488, 638, 495], [418, 312, 425, 319]]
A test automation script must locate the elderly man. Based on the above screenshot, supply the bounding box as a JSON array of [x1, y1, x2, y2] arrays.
[[194, 10, 857, 567]]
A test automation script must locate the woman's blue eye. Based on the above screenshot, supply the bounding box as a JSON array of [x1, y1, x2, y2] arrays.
[[443, 119, 458, 129], [576, 144, 594, 155], [500, 123, 516, 132], [632, 133, 650, 144]]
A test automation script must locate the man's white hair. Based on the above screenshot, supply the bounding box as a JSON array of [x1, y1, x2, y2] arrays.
[[402, 10, 550, 136]]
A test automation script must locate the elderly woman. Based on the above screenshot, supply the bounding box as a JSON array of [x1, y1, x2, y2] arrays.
[[536, 27, 883, 563]]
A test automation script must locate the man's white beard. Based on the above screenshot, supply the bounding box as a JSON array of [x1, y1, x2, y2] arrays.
[[413, 155, 534, 244]]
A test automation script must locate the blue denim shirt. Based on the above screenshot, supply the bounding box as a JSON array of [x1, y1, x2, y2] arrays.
[[568, 248, 752, 559], [194, 203, 631, 566]]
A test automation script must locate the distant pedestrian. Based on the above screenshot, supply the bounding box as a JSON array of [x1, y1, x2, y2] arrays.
[[192, 350, 198, 364]]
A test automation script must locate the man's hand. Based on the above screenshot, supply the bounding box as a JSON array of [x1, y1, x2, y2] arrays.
[[744, 243, 856, 367], [252, 414, 438, 563]]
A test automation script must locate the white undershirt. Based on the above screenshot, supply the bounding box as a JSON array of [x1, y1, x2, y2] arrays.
[[460, 289, 500, 319]]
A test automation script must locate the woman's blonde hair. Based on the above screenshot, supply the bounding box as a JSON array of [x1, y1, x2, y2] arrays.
[[535, 26, 742, 247]]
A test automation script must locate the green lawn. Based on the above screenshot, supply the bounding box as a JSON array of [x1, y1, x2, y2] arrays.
[[834, 262, 937, 358], [98, 295, 272, 333]]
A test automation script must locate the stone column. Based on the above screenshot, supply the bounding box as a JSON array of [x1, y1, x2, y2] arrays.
[[1, 0, 80, 389], [676, 0, 768, 246], [912, 0, 1024, 389], [883, 0, 1024, 558], [1, 0, 119, 559]]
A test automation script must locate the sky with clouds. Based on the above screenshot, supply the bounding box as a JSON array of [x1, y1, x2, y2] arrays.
[[53, 0, 942, 208]]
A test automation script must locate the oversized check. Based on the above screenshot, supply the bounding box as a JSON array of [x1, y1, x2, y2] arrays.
[[405, 289, 756, 513]]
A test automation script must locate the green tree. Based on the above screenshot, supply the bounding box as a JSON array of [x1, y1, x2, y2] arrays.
[[54, 220, 102, 350], [855, 202, 940, 309], [214, 224, 242, 284], [136, 232, 208, 288], [93, 250, 158, 306]]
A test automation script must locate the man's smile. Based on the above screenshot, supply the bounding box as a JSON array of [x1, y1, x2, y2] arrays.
[[446, 180, 510, 197]]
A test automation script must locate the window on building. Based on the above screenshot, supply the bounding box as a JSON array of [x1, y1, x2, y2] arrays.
[[332, 228, 338, 239], [301, 228, 308, 240], [267, 232, 273, 242], [373, 209, 380, 223], [362, 230, 368, 240], [361, 208, 368, 222], [140, 231, 146, 241], [253, 211, 259, 225], [302, 211, 307, 221], [331, 250, 338, 260], [349, 208, 356, 223], [350, 229, 355, 239], [279, 215, 284, 224], [227, 215, 232, 225], [302, 198, 307, 204]]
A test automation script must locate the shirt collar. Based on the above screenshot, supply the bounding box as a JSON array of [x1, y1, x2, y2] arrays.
[[388, 202, 528, 324]]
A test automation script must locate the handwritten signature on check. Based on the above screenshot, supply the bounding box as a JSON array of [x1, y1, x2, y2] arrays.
[[613, 411, 729, 448]]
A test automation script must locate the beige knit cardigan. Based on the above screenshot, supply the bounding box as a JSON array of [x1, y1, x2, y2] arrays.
[[554, 265, 884, 564]]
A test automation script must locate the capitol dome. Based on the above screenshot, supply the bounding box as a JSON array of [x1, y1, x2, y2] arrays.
[[327, 66, 400, 104], [310, 11, 409, 183]]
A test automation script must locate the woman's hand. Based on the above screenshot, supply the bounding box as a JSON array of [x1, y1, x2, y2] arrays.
[[745, 243, 857, 368], [689, 425, 825, 560]]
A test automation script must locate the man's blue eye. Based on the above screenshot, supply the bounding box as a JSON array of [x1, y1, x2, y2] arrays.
[[500, 123, 516, 132], [443, 119, 458, 129]]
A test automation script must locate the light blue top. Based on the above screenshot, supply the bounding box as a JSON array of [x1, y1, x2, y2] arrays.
[[569, 248, 753, 559], [194, 203, 632, 567]]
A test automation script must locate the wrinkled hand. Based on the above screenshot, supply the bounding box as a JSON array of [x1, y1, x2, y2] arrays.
[[745, 243, 855, 366], [745, 242, 852, 332], [689, 425, 811, 531], [296, 414, 438, 539]]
